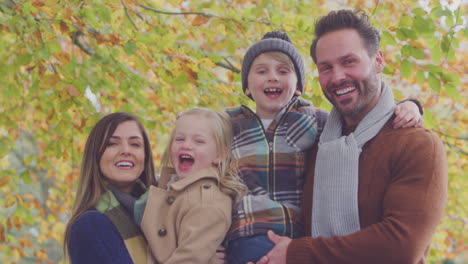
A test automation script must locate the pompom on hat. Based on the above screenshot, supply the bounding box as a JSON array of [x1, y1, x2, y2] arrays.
[[241, 31, 305, 98]]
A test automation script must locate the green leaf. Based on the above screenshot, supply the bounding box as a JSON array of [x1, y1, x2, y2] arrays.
[[400, 59, 413, 78], [423, 110, 436, 129], [20, 170, 32, 184], [242, 7, 253, 19], [271, 12, 282, 25], [424, 34, 439, 48], [428, 73, 441, 92], [396, 28, 417, 40], [16, 54, 32, 66], [381, 31, 396, 46], [444, 83, 459, 98], [426, 64, 442, 74], [401, 45, 411, 57], [399, 15, 413, 27], [445, 11, 454, 27], [412, 7, 427, 16], [410, 46, 425, 60], [441, 72, 461, 86], [136, 33, 156, 45], [446, 45, 455, 61], [207, 54, 223, 63], [431, 46, 442, 62], [96, 4, 111, 23], [124, 41, 137, 55], [441, 35, 451, 53], [413, 15, 435, 34], [430, 7, 443, 19], [416, 70, 426, 84]]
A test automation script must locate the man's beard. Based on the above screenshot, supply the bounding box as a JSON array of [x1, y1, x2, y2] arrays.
[[327, 73, 380, 119]]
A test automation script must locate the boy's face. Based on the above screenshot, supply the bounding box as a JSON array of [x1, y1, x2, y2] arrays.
[[246, 53, 301, 119], [170, 114, 220, 179]]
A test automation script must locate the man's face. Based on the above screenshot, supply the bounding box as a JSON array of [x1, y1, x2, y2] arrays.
[[315, 29, 384, 126]]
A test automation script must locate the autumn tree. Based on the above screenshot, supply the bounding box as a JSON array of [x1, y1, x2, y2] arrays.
[[0, 0, 466, 263]]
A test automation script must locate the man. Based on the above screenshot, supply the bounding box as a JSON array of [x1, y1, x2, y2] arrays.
[[251, 9, 447, 264]]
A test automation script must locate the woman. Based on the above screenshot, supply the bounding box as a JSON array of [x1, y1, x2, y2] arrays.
[[64, 112, 156, 263]]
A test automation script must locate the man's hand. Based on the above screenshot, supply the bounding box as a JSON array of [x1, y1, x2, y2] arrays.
[[246, 230, 292, 264], [393, 101, 424, 129]]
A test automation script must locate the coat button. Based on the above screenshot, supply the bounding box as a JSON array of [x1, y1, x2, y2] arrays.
[[158, 228, 167, 236], [166, 196, 175, 205], [203, 184, 211, 189]]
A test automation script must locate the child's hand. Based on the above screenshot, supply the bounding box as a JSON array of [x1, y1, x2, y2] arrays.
[[214, 245, 226, 264], [393, 101, 423, 129]]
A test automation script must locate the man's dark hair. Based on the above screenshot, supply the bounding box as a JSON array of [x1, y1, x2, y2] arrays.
[[310, 9, 381, 64]]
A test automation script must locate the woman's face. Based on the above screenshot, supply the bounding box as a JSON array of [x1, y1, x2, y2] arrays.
[[99, 121, 145, 193]]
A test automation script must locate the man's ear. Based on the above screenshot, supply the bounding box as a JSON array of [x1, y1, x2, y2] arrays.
[[295, 89, 302, 96], [374, 50, 385, 74], [245, 88, 251, 96]]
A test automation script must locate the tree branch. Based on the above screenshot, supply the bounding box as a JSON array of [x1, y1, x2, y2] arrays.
[[215, 58, 240, 73], [121, 0, 138, 31], [139, 4, 214, 17]]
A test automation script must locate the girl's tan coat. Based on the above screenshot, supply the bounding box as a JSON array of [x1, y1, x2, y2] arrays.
[[141, 167, 232, 264]]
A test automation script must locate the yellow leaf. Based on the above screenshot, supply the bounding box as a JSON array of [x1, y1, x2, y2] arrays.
[[54, 51, 71, 65], [409, 39, 425, 49], [40, 75, 60, 89], [12, 247, 20, 260], [51, 222, 65, 241], [198, 58, 216, 68], [5, 195, 16, 207]]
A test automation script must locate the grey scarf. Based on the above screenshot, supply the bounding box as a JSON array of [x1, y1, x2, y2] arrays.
[[312, 84, 395, 238]]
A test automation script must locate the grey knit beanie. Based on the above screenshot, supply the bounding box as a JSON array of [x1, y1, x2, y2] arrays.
[[241, 31, 305, 98]]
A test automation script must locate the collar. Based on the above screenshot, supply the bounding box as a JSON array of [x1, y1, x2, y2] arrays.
[[158, 167, 220, 191]]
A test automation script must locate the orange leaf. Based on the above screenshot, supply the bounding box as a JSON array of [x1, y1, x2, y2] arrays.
[[32, 0, 45, 7], [109, 34, 120, 45], [46, 107, 55, 122], [0, 225, 4, 242], [181, 64, 198, 83], [60, 21, 69, 34], [192, 15, 210, 26], [0, 175, 9, 187], [62, 7, 73, 20], [66, 84, 80, 96]]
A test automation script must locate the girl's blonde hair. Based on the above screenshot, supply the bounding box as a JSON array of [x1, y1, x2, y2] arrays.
[[161, 107, 246, 198]]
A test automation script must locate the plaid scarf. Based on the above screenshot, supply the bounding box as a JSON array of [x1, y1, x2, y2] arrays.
[[97, 183, 153, 264]]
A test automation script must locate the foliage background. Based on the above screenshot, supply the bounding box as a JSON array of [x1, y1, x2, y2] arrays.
[[0, 0, 466, 263]]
